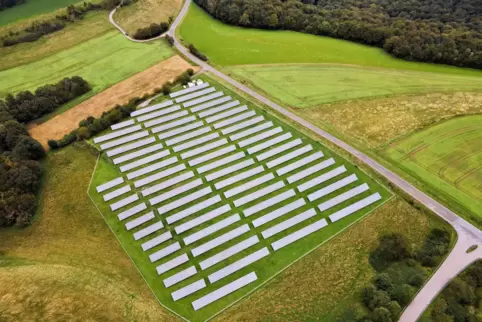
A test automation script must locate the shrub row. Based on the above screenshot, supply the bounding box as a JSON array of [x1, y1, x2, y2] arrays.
[[133, 22, 169, 40], [1, 0, 123, 47], [188, 44, 208, 61], [0, 0, 25, 10], [0, 76, 91, 123], [48, 69, 194, 149]]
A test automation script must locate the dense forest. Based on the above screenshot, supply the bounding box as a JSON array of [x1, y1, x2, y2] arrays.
[[0, 0, 25, 10], [0, 77, 90, 227], [0, 76, 91, 123], [340, 229, 451, 322], [423, 260, 482, 322], [194, 0, 482, 69]]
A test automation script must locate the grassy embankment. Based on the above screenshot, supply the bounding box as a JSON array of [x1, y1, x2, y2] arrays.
[[114, 0, 183, 35], [88, 74, 391, 321], [179, 3, 482, 227], [0, 0, 82, 26]]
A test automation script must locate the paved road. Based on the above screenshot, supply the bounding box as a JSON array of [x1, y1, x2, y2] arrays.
[[115, 1, 482, 320]]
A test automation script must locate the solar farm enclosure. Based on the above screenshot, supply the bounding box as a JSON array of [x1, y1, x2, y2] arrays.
[[89, 77, 391, 321]]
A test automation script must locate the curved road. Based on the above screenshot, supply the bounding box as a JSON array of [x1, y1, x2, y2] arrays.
[[113, 1, 482, 320]]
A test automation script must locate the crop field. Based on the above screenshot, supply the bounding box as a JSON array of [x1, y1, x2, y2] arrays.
[[0, 30, 174, 97], [179, 4, 481, 77], [0, 0, 81, 26], [384, 115, 482, 219], [114, 0, 183, 34], [228, 64, 482, 107], [88, 75, 390, 321]]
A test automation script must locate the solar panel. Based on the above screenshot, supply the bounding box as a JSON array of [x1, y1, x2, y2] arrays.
[[134, 164, 186, 188], [183, 214, 240, 245], [111, 119, 135, 130], [96, 177, 124, 193], [198, 100, 239, 117], [318, 184, 369, 212], [141, 172, 194, 197], [163, 266, 198, 288], [131, 100, 174, 117], [262, 209, 317, 239], [106, 137, 156, 157], [224, 173, 274, 198], [286, 158, 336, 184], [103, 185, 131, 201], [175, 87, 215, 103], [110, 194, 139, 211], [266, 145, 313, 169], [165, 127, 211, 146], [190, 96, 232, 113], [93, 125, 142, 144], [238, 127, 283, 148], [208, 248, 269, 283], [233, 181, 285, 207], [166, 196, 223, 225], [248, 133, 293, 155], [256, 138, 302, 161], [183, 91, 225, 108], [229, 122, 273, 141], [252, 199, 305, 227], [297, 165, 347, 192], [277, 152, 324, 176], [149, 179, 203, 206], [213, 111, 256, 129], [169, 82, 209, 98], [133, 221, 164, 240], [157, 187, 212, 215], [156, 253, 189, 275], [125, 211, 155, 231], [113, 144, 164, 165], [117, 202, 147, 220], [142, 231, 172, 251], [215, 166, 264, 190], [205, 159, 254, 181], [144, 110, 188, 128], [125, 156, 177, 179], [329, 193, 382, 222], [136, 105, 182, 122], [151, 116, 197, 134], [205, 106, 248, 123], [149, 242, 181, 263], [188, 145, 236, 167], [174, 204, 231, 234], [192, 272, 257, 310], [243, 189, 296, 217], [308, 174, 358, 201], [271, 219, 328, 251], [171, 279, 206, 301], [157, 121, 203, 140], [181, 139, 228, 159], [199, 236, 259, 270], [173, 133, 219, 152], [191, 225, 250, 257], [197, 152, 245, 174], [221, 116, 264, 135]]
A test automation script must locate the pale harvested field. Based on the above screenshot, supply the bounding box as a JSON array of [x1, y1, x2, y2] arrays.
[[29, 55, 198, 148], [114, 0, 183, 34], [295, 92, 482, 149]]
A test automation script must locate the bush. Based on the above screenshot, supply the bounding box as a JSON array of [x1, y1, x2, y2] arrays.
[[417, 228, 451, 267], [408, 273, 425, 287], [12, 135, 46, 160], [389, 284, 414, 306], [165, 34, 174, 46], [161, 83, 172, 95], [48, 139, 58, 149], [363, 285, 391, 311], [385, 301, 401, 319], [375, 273, 393, 291], [133, 22, 169, 40], [371, 307, 392, 322]]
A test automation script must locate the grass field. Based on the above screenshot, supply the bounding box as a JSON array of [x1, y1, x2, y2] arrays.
[[228, 64, 482, 107], [88, 75, 391, 321], [114, 0, 182, 34], [0, 30, 174, 97], [384, 115, 482, 220], [0, 11, 114, 71], [0, 0, 81, 26], [179, 4, 482, 77], [0, 143, 449, 322], [0, 143, 178, 321]]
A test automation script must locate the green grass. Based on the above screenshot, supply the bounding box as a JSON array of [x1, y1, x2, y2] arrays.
[[88, 74, 391, 321], [384, 115, 482, 221], [0, 30, 174, 97], [228, 64, 482, 107], [179, 4, 482, 77], [0, 0, 82, 26]]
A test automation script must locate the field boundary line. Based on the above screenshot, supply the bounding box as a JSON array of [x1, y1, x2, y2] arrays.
[[201, 195, 394, 322], [86, 152, 190, 322]]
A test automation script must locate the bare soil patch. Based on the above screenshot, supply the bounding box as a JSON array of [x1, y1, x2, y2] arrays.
[[29, 55, 198, 148]]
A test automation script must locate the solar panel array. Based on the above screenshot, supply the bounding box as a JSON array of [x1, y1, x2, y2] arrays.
[[92, 81, 384, 313]]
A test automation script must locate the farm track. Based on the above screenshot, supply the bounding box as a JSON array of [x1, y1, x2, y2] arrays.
[[110, 1, 482, 320]]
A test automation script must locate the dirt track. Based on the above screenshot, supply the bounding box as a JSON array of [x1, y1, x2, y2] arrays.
[[29, 55, 198, 148]]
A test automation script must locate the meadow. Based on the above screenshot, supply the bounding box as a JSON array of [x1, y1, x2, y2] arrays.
[[0, 0, 81, 26], [179, 4, 482, 77], [88, 75, 391, 321], [384, 115, 482, 220], [228, 64, 482, 107], [114, 0, 183, 34], [0, 30, 174, 97]]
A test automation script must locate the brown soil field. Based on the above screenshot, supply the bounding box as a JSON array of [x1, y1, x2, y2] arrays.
[[29, 55, 199, 148]]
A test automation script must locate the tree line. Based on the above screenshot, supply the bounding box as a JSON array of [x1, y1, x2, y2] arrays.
[[0, 0, 25, 10], [194, 0, 482, 69], [0, 76, 91, 123], [1, 0, 124, 47], [48, 69, 194, 149], [340, 228, 451, 322], [133, 22, 169, 40]]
